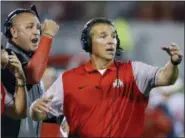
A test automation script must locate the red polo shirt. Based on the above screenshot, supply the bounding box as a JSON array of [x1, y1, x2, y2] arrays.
[[43, 60, 160, 137]]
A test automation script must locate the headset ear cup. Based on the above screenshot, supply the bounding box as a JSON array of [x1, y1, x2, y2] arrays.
[[86, 36, 91, 53], [81, 33, 87, 52], [4, 22, 12, 38], [81, 38, 88, 52], [81, 30, 90, 53], [84, 38, 90, 52]]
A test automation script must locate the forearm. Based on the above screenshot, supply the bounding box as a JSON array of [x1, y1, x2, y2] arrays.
[[14, 79, 27, 117], [156, 61, 179, 86], [5, 79, 27, 119], [24, 35, 52, 84]]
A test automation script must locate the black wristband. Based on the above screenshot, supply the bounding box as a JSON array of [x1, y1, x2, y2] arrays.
[[171, 57, 180, 65]]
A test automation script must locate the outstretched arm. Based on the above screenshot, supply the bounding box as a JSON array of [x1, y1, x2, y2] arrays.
[[156, 43, 183, 86], [24, 20, 59, 84]]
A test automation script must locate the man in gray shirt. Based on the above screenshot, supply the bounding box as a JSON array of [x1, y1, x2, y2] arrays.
[[1, 5, 59, 137]]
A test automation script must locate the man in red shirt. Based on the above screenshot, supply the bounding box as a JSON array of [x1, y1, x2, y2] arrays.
[[1, 46, 27, 118], [30, 18, 183, 137]]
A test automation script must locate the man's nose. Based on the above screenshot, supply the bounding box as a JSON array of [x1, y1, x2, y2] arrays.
[[107, 42, 114, 47], [107, 38, 116, 47]]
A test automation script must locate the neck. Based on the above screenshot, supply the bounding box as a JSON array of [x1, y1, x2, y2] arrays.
[[91, 55, 113, 70], [11, 38, 21, 47]]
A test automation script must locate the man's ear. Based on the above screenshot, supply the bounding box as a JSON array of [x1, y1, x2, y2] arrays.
[[10, 27, 18, 39]]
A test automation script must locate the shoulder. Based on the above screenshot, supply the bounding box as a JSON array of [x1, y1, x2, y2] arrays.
[[61, 65, 85, 88], [131, 61, 159, 72], [116, 60, 154, 75], [62, 64, 85, 79], [115, 60, 132, 68]]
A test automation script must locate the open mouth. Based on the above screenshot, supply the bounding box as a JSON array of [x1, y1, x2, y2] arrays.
[[106, 48, 115, 55], [31, 38, 39, 44]]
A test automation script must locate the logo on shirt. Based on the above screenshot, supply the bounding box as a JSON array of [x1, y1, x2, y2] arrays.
[[113, 79, 124, 88]]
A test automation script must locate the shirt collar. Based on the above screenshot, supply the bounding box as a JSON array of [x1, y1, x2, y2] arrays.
[[84, 60, 117, 73]]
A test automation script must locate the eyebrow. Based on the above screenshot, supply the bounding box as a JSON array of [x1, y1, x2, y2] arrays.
[[26, 22, 41, 27], [26, 22, 35, 25], [99, 32, 106, 35], [99, 31, 116, 35]]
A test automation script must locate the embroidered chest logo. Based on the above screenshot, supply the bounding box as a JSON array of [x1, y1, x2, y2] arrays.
[[113, 79, 124, 88]]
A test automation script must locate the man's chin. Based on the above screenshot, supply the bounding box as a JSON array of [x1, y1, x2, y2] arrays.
[[30, 45, 38, 52], [104, 55, 115, 61]]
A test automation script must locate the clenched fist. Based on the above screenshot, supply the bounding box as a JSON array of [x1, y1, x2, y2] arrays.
[[41, 19, 59, 37], [162, 43, 183, 65]]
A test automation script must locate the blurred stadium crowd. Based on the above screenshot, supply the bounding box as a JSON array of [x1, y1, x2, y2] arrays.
[[1, 1, 184, 137], [1, 1, 184, 23]]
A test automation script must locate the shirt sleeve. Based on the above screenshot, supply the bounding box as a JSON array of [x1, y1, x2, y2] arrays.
[[24, 36, 52, 84], [131, 61, 160, 96], [42, 74, 64, 118]]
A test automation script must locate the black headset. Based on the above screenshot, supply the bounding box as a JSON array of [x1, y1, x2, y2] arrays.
[[80, 18, 123, 56], [4, 5, 40, 39]]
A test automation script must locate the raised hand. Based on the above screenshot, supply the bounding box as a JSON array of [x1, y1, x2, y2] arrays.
[[162, 43, 183, 65], [41, 19, 59, 37]]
